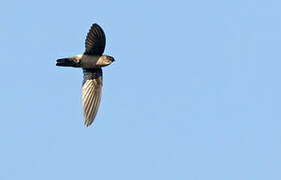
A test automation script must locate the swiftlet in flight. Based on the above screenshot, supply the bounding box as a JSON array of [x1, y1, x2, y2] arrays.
[[56, 23, 115, 127]]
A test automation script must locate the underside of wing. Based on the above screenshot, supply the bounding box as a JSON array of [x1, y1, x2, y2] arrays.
[[84, 24, 106, 55], [82, 68, 103, 127]]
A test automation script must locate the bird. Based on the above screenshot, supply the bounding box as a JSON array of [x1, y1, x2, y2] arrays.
[[56, 23, 115, 127]]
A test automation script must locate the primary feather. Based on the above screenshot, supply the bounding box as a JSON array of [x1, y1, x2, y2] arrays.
[[82, 68, 103, 127], [84, 24, 106, 55]]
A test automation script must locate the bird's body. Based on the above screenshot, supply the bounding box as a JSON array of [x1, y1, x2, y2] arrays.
[[56, 24, 115, 127], [80, 55, 100, 68]]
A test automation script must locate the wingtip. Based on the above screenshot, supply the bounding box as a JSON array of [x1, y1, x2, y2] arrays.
[[92, 23, 100, 27], [84, 120, 92, 127]]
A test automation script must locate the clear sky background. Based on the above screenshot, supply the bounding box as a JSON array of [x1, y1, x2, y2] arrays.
[[0, 0, 281, 179]]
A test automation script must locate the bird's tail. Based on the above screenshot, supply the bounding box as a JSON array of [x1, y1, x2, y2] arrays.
[[56, 58, 80, 67]]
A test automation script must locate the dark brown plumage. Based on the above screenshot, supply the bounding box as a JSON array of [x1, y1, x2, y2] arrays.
[[56, 23, 114, 127], [84, 24, 106, 55]]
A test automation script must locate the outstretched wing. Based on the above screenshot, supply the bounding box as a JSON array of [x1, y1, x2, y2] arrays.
[[84, 24, 106, 55], [82, 68, 103, 127]]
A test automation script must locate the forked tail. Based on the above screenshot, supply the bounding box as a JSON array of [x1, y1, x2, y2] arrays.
[[56, 58, 80, 67]]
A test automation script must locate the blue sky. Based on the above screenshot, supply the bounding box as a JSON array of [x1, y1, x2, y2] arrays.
[[1, 0, 281, 179]]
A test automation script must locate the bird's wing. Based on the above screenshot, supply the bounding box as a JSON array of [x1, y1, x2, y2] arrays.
[[82, 68, 103, 127], [84, 24, 106, 55]]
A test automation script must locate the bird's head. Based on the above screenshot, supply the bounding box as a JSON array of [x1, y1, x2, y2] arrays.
[[96, 55, 115, 67]]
